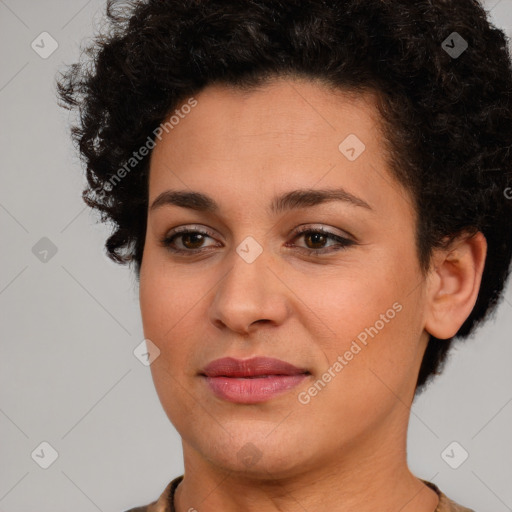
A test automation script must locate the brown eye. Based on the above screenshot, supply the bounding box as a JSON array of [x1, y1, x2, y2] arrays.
[[303, 232, 329, 249], [181, 232, 207, 249], [161, 227, 220, 254], [288, 226, 356, 255]]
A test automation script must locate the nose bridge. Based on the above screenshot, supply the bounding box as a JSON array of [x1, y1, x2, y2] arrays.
[[209, 237, 288, 333]]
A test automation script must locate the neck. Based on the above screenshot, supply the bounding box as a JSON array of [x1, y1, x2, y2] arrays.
[[174, 419, 439, 512]]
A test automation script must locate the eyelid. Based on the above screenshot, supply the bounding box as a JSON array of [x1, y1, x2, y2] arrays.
[[165, 224, 219, 240], [291, 223, 356, 242], [160, 225, 221, 251]]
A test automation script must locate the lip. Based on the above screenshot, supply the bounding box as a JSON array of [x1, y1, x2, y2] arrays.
[[200, 357, 310, 404]]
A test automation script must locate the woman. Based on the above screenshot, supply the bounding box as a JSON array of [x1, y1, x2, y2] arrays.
[[57, 0, 512, 510]]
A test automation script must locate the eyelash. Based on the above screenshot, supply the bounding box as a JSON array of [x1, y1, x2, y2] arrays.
[[160, 225, 356, 256]]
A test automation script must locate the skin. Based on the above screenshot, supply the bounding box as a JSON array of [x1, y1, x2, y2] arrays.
[[138, 76, 487, 512]]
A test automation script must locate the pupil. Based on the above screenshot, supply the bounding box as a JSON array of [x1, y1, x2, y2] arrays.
[[306, 233, 326, 248], [184, 233, 204, 248]]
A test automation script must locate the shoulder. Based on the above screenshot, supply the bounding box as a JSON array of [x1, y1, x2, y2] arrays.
[[422, 480, 476, 512], [123, 475, 183, 512], [438, 493, 476, 512]]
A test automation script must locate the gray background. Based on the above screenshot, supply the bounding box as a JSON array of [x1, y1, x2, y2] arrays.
[[0, 1, 511, 511]]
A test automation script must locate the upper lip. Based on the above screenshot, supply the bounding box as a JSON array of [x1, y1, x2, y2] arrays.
[[201, 357, 309, 378]]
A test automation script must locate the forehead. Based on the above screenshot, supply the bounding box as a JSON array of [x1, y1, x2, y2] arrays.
[[148, 77, 412, 219], [160, 77, 384, 150]]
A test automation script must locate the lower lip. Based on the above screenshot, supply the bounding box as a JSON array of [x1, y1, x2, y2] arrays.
[[203, 374, 309, 404]]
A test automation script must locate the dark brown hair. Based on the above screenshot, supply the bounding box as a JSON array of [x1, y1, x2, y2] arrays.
[[57, 0, 512, 391]]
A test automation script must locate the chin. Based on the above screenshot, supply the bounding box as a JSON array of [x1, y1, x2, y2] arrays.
[[183, 419, 322, 480], [208, 448, 308, 481]]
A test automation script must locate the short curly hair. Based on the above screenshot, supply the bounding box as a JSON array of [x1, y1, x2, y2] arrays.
[[57, 0, 512, 392]]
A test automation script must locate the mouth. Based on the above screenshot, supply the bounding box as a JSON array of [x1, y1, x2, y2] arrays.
[[200, 356, 311, 404]]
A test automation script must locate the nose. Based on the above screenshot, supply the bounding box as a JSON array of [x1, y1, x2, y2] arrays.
[[208, 245, 290, 335]]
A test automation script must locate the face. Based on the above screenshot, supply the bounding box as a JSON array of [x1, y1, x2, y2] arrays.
[[139, 77, 431, 479]]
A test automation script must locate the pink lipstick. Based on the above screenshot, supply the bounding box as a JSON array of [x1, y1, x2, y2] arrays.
[[201, 356, 310, 404]]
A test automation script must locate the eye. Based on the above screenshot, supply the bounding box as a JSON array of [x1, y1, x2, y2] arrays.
[[287, 225, 356, 255], [160, 226, 220, 254], [160, 224, 356, 256]]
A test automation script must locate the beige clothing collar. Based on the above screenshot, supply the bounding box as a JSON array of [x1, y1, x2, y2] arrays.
[[127, 475, 475, 512]]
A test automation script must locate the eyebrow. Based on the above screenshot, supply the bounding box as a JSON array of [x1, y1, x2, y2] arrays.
[[149, 187, 373, 214]]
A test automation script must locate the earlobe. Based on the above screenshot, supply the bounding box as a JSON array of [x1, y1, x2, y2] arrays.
[[424, 231, 487, 340]]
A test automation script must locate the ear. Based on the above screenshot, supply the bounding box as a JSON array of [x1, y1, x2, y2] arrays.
[[424, 231, 487, 339]]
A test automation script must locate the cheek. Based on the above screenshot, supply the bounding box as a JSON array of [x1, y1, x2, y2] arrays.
[[297, 257, 405, 348], [139, 256, 205, 427], [300, 254, 424, 405], [139, 253, 203, 383], [297, 302, 423, 443], [139, 249, 203, 339]]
